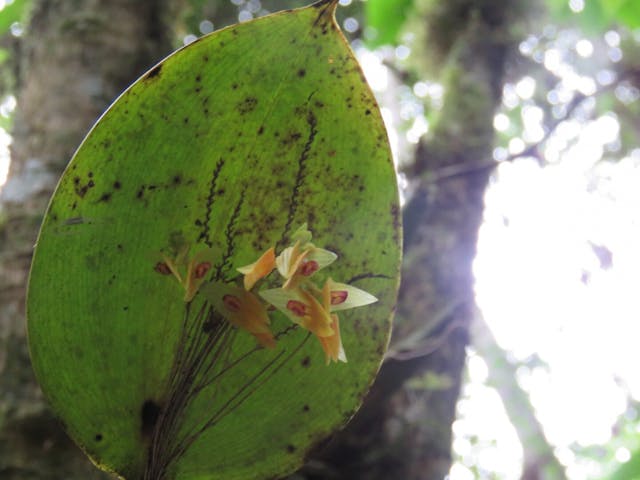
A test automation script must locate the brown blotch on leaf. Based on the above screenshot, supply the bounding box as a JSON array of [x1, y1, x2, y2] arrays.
[[144, 64, 162, 80], [301, 356, 311, 368], [141, 400, 161, 437]]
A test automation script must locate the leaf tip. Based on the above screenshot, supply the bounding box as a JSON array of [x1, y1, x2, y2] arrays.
[[312, 0, 339, 16]]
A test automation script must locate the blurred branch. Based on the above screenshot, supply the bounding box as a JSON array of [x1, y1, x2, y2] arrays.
[[410, 74, 626, 185], [471, 314, 568, 480]]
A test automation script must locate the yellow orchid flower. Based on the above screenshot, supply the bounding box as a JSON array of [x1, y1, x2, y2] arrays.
[[237, 247, 276, 291], [201, 283, 276, 349], [152, 244, 215, 302], [258, 287, 334, 337], [276, 224, 337, 290], [260, 278, 377, 364]]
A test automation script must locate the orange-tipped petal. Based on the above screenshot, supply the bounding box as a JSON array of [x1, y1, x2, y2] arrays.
[[201, 283, 275, 347], [253, 332, 277, 349], [298, 288, 334, 337], [238, 247, 276, 291], [318, 315, 346, 365]]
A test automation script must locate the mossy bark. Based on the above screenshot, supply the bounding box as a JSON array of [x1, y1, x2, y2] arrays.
[[0, 1, 175, 478]]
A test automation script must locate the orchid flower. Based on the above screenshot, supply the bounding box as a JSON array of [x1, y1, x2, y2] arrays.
[[237, 247, 276, 291], [260, 278, 378, 364], [276, 224, 337, 290], [201, 283, 276, 349], [152, 245, 215, 302]]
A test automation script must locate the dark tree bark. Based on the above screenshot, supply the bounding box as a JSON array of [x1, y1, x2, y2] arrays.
[[0, 1, 176, 478]]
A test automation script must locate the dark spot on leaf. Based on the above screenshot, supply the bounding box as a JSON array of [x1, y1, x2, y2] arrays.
[[136, 186, 145, 199], [95, 434, 103, 442], [237, 96, 258, 114], [113, 181, 121, 189], [117, 244, 123, 251], [88, 180, 95, 188], [365, 109, 371, 115], [88, 172, 93, 178], [286, 444, 296, 453], [232, 83, 238, 90], [141, 400, 161, 437], [297, 69, 306, 78], [301, 356, 311, 367], [184, 117, 189, 124], [195, 74, 201, 82], [257, 126, 264, 135], [391, 203, 400, 231], [99, 192, 111, 202], [123, 306, 129, 311], [303, 404, 310, 412], [172, 175, 182, 185], [144, 64, 162, 80]]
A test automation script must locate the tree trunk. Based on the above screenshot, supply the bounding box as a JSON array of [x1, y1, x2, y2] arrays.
[[0, 1, 175, 478]]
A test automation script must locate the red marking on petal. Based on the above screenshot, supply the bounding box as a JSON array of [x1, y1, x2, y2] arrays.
[[154, 262, 172, 275], [194, 261, 212, 279], [223, 294, 241, 312], [286, 300, 308, 317], [330, 290, 348, 305], [298, 260, 319, 276]]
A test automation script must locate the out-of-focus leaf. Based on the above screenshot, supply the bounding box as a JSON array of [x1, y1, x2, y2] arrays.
[[607, 448, 640, 480], [0, 0, 29, 35], [365, 0, 413, 47], [544, 0, 634, 32], [610, 0, 640, 29], [576, 0, 609, 34], [27, 1, 401, 479]]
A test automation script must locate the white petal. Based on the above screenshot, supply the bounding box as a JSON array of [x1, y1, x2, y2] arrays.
[[327, 280, 378, 312]]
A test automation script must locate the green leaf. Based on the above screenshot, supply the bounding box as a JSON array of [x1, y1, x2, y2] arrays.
[[365, 0, 414, 47], [0, 0, 30, 36], [607, 448, 640, 480], [608, 0, 640, 29], [27, 1, 401, 479]]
